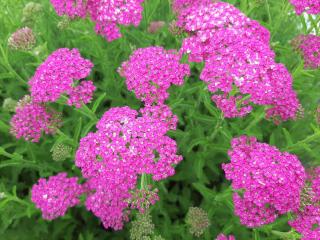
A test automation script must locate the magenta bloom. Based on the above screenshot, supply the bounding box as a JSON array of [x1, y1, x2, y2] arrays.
[[290, 0, 320, 15], [31, 173, 83, 220], [75, 106, 181, 229], [174, 1, 300, 121], [222, 136, 306, 227], [289, 168, 320, 239], [216, 234, 236, 240], [120, 47, 190, 105], [50, 0, 87, 18], [29, 48, 95, 108], [295, 35, 320, 69], [50, 0, 145, 41], [289, 206, 320, 240], [76, 106, 181, 180], [10, 99, 61, 142]]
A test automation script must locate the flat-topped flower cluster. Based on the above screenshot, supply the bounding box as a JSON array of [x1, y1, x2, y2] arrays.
[[50, 0, 144, 41], [290, 0, 320, 15], [10, 48, 95, 142], [223, 136, 306, 227], [293, 34, 320, 69], [174, 0, 300, 121]]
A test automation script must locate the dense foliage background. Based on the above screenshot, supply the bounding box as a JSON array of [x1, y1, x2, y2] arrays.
[[0, 0, 320, 239]]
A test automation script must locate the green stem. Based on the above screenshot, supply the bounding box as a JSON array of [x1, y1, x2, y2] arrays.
[[0, 44, 27, 86], [209, 113, 224, 141]]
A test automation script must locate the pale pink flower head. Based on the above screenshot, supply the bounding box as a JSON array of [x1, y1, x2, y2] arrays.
[[8, 27, 36, 50], [223, 136, 306, 227], [290, 0, 320, 15], [10, 96, 61, 142], [50, 0, 88, 18], [295, 35, 320, 69], [31, 172, 83, 220], [29, 48, 95, 108], [120, 47, 190, 105], [148, 21, 165, 34], [216, 234, 236, 240]]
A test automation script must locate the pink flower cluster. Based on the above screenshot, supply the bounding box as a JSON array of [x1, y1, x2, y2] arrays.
[[289, 168, 320, 239], [119, 47, 190, 105], [31, 173, 83, 220], [290, 0, 320, 15], [10, 48, 94, 142], [75, 106, 181, 229], [50, 0, 144, 41], [295, 35, 320, 69], [174, 0, 300, 121], [222, 136, 306, 227], [216, 234, 236, 240], [29, 48, 95, 108], [10, 98, 61, 142]]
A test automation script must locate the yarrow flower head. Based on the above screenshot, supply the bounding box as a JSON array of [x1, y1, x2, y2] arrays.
[[147, 21, 165, 34], [31, 173, 83, 220], [216, 234, 236, 240], [222, 136, 306, 227], [185, 207, 210, 237], [8, 27, 36, 50], [119, 47, 190, 105], [173, 1, 300, 121], [28, 48, 95, 108], [289, 167, 320, 239], [76, 106, 182, 229], [290, 0, 320, 15], [50, 0, 88, 18], [50, 0, 145, 41], [293, 35, 320, 69], [10, 96, 61, 142]]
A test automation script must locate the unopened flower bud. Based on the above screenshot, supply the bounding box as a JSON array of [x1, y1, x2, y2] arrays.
[[22, 2, 43, 25], [8, 27, 36, 51], [51, 143, 72, 161], [2, 98, 17, 112], [130, 212, 155, 240], [57, 16, 71, 30], [296, 104, 305, 120], [168, 20, 183, 35], [185, 207, 210, 237]]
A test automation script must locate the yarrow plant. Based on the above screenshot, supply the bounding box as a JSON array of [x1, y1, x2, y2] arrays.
[[10, 96, 61, 142], [75, 105, 182, 229], [223, 136, 306, 227], [50, 0, 145, 41], [289, 0, 320, 15], [29, 48, 95, 107], [292, 34, 320, 69], [119, 46, 190, 105], [173, 0, 300, 121], [31, 173, 83, 220]]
